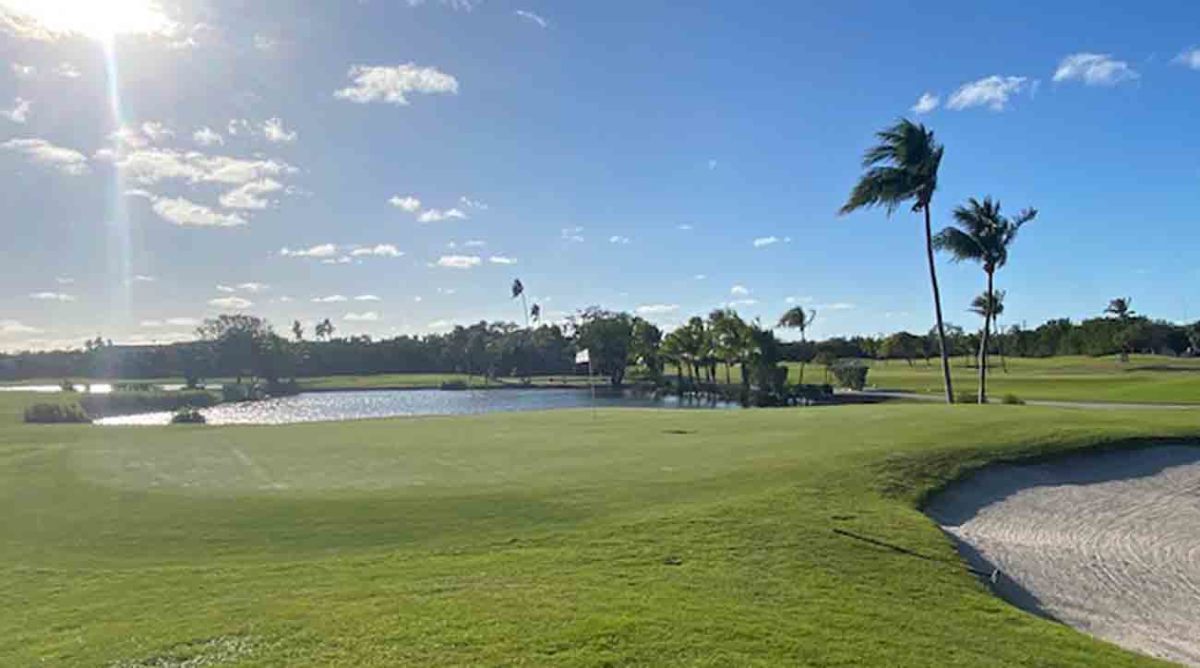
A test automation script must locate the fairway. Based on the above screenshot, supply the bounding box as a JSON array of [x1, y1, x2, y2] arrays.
[[863, 354, 1200, 404], [2, 393, 1196, 666]]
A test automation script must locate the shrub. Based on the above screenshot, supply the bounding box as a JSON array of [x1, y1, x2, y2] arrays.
[[59, 379, 77, 392], [956, 391, 981, 405], [830, 362, 869, 391], [24, 403, 91, 424], [170, 407, 207, 424], [440, 380, 468, 391], [1001, 393, 1025, 405]]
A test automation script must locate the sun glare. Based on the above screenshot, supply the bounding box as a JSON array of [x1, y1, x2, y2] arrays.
[[0, 0, 175, 40]]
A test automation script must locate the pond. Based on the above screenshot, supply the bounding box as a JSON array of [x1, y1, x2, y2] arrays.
[[95, 388, 741, 426]]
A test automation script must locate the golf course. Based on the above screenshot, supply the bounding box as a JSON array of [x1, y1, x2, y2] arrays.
[[2, 387, 1197, 666]]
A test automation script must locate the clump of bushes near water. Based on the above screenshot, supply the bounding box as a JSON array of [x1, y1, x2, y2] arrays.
[[24, 403, 91, 424], [170, 407, 207, 424], [79, 390, 219, 418]]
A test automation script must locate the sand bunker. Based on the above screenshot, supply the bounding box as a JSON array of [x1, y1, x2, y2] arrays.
[[925, 445, 1200, 666]]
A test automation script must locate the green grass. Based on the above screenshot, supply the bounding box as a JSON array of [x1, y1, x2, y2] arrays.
[[862, 354, 1200, 404], [0, 389, 1193, 666]]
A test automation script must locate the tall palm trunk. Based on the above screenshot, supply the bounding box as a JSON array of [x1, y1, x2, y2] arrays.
[[978, 269, 993, 404], [923, 205, 955, 403]]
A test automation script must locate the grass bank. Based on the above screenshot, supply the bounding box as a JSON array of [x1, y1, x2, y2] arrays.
[[0, 390, 1194, 665]]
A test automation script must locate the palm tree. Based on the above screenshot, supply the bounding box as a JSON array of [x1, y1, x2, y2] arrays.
[[777, 306, 816, 384], [511, 279, 529, 328], [934, 197, 1036, 403], [291, 320, 303, 342], [708, 308, 744, 384], [1105, 297, 1134, 320], [840, 119, 954, 403], [970, 290, 1007, 372], [1104, 297, 1136, 361]]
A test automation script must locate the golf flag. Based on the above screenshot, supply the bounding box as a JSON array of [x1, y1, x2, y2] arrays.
[[575, 349, 590, 364]]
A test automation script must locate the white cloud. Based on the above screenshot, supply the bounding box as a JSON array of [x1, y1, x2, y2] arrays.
[[209, 296, 253, 310], [436, 255, 481, 269], [141, 121, 174, 143], [947, 75, 1029, 111], [0, 319, 40, 336], [29, 291, 75, 302], [752, 236, 781, 248], [417, 207, 467, 223], [344, 311, 380, 322], [321, 256, 352, 265], [334, 64, 459, 106], [677, 223, 694, 231], [608, 235, 631, 245], [55, 276, 74, 285], [636, 304, 679, 315], [350, 244, 403, 258], [726, 298, 758, 308], [911, 92, 939, 114], [10, 62, 34, 78], [96, 146, 296, 188], [463, 239, 486, 247], [151, 196, 247, 227], [389, 195, 421, 212], [815, 302, 856, 311], [219, 178, 284, 210], [280, 243, 339, 258], [312, 295, 348, 303], [262, 117, 297, 143], [354, 294, 381, 301], [694, 274, 706, 280], [227, 118, 252, 136], [133, 274, 156, 283], [561, 226, 584, 243], [784, 296, 813, 305], [488, 255, 517, 265], [406, 0, 481, 10], [216, 284, 236, 293], [427, 319, 454, 331], [1053, 53, 1137, 86], [707, 159, 718, 170], [730, 284, 750, 296], [515, 9, 548, 28], [459, 196, 488, 210], [2, 137, 88, 174], [237, 282, 269, 293], [2, 97, 31, 123], [142, 317, 200, 328], [1174, 48, 1200, 70], [192, 126, 223, 146], [54, 62, 80, 78]]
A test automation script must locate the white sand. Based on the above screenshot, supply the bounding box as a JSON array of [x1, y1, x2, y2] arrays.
[[925, 446, 1200, 666]]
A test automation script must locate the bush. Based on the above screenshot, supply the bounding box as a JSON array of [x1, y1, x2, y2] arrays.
[[170, 407, 207, 424], [956, 391, 981, 405], [59, 379, 77, 392], [1001, 393, 1025, 405], [440, 380, 468, 391], [830, 362, 869, 391], [24, 403, 91, 424]]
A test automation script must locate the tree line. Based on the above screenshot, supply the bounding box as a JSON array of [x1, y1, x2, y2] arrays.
[[1, 297, 1195, 385]]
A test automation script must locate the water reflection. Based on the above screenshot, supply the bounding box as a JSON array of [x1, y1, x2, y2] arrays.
[[97, 388, 741, 426]]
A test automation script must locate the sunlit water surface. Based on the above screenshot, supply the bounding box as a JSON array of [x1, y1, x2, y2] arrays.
[[96, 389, 740, 426]]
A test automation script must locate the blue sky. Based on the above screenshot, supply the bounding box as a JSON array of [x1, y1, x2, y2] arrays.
[[1, 0, 1198, 350]]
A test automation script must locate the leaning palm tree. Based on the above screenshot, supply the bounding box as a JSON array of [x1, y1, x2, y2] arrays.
[[777, 306, 816, 383], [935, 197, 1036, 403], [840, 119, 954, 403], [511, 279, 529, 328]]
